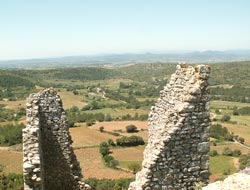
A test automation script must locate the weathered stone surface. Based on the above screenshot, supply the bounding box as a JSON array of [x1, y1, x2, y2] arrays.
[[23, 88, 90, 190], [129, 63, 211, 190], [202, 172, 250, 190]]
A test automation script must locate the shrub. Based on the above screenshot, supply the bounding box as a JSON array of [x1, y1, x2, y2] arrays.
[[222, 147, 233, 156], [0, 124, 24, 146], [239, 137, 245, 144], [221, 115, 231, 122], [210, 150, 219, 157], [85, 178, 134, 190], [99, 146, 110, 156], [108, 139, 115, 146], [104, 155, 114, 164], [239, 154, 250, 169], [210, 124, 233, 141], [110, 160, 119, 169], [128, 162, 141, 174], [233, 149, 242, 157], [0, 164, 3, 172], [194, 182, 205, 190], [126, 125, 138, 133], [0, 173, 23, 190], [116, 136, 145, 147], [86, 119, 95, 126], [223, 169, 231, 175], [99, 126, 104, 132]]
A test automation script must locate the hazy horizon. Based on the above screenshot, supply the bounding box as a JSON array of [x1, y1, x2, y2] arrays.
[[0, 0, 250, 60]]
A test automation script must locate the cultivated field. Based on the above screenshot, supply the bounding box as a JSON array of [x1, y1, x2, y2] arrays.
[[221, 123, 250, 146], [0, 149, 22, 174], [58, 91, 87, 109], [112, 146, 144, 161], [75, 148, 133, 179], [70, 126, 118, 147]]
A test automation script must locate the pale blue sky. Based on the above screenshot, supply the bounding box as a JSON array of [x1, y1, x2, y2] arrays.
[[0, 0, 249, 60]]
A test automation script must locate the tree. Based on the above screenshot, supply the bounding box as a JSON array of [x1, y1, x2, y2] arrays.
[[221, 115, 231, 122], [108, 139, 115, 146], [70, 105, 79, 112], [116, 136, 145, 147], [99, 146, 109, 156], [99, 142, 110, 156], [239, 137, 245, 144], [222, 147, 233, 156], [110, 160, 119, 169], [128, 162, 141, 174], [99, 126, 104, 132], [104, 155, 114, 164], [210, 150, 219, 157], [233, 149, 242, 157], [239, 154, 250, 169], [126, 125, 138, 133]]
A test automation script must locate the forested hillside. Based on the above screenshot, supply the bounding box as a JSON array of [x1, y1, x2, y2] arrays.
[[0, 61, 249, 102]]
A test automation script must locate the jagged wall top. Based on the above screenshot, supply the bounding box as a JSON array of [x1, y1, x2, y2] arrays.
[[23, 88, 88, 190], [129, 63, 210, 190]]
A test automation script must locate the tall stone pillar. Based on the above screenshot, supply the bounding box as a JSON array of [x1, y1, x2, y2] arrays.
[[129, 63, 211, 190], [23, 88, 87, 190]]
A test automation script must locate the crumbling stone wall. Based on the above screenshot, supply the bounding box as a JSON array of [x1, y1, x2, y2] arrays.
[[23, 88, 89, 190], [129, 63, 211, 190]]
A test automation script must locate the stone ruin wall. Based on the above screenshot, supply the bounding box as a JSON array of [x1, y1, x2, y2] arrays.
[[22, 63, 210, 190], [129, 63, 211, 190], [23, 89, 89, 190]]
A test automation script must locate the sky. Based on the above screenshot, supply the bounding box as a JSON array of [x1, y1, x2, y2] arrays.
[[0, 0, 249, 60]]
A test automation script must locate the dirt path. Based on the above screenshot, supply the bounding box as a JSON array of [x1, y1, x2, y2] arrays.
[[233, 139, 250, 150]]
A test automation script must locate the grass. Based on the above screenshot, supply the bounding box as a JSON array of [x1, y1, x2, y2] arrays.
[[211, 100, 250, 110], [0, 100, 25, 111], [70, 126, 118, 147], [210, 142, 250, 155], [221, 123, 250, 146], [58, 90, 87, 109], [119, 161, 142, 169], [74, 147, 133, 179], [0, 150, 22, 174], [210, 155, 237, 179], [230, 115, 250, 126], [112, 146, 144, 161]]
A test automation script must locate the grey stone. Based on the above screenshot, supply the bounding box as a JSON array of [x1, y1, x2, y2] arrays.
[[129, 63, 210, 190]]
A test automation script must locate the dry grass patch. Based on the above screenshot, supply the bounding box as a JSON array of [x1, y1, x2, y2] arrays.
[[211, 143, 250, 154], [0, 100, 25, 111], [75, 148, 133, 179], [211, 101, 250, 109], [112, 146, 144, 161], [221, 123, 250, 146], [58, 91, 87, 109], [70, 127, 118, 147], [0, 150, 22, 174]]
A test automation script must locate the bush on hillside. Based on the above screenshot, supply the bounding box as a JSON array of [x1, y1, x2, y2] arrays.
[[126, 125, 138, 133], [116, 136, 145, 147], [221, 115, 231, 122], [239, 154, 250, 169], [0, 124, 24, 146], [128, 162, 141, 174]]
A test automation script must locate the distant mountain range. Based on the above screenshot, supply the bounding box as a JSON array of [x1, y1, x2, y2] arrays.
[[0, 50, 250, 69]]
